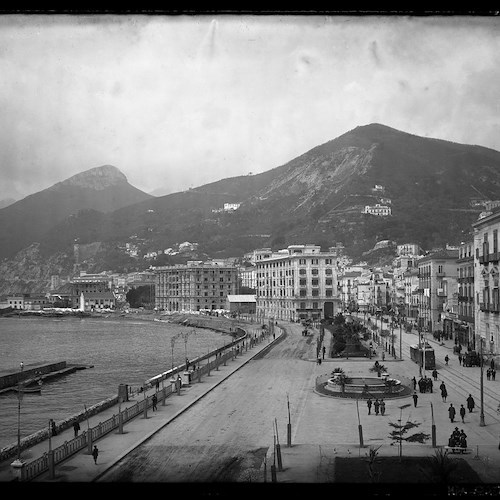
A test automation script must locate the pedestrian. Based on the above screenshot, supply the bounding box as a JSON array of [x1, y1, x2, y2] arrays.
[[418, 378, 424, 393], [428, 378, 433, 393], [445, 355, 449, 366], [459, 430, 467, 449], [487, 368, 491, 381], [412, 376, 417, 390], [380, 399, 386, 416], [459, 404, 466, 423], [322, 345, 326, 359], [374, 398, 380, 415], [448, 403, 456, 423], [155, 379, 160, 391], [440, 382, 448, 402], [432, 369, 438, 381], [51, 420, 57, 437], [458, 353, 462, 366], [152, 394, 157, 411], [466, 394, 475, 413], [317, 356, 322, 365], [367, 398, 372, 415], [412, 391, 418, 408], [493, 369, 496, 381], [491, 358, 495, 370], [73, 421, 80, 437], [382, 352, 385, 362], [92, 445, 99, 464]]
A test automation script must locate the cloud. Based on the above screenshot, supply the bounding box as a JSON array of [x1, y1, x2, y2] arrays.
[[0, 14, 499, 200]]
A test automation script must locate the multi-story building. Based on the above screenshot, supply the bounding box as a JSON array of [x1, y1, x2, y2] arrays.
[[473, 209, 500, 358], [416, 249, 459, 333], [155, 261, 238, 312], [404, 267, 420, 320], [453, 240, 475, 347], [363, 204, 392, 216], [255, 244, 339, 322], [338, 271, 362, 311], [71, 272, 111, 308]]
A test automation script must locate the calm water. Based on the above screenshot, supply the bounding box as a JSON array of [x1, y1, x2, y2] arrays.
[[0, 316, 230, 449]]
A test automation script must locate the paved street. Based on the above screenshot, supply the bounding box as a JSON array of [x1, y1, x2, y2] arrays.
[[2, 315, 500, 485]]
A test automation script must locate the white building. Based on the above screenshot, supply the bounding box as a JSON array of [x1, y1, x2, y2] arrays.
[[255, 244, 339, 322], [363, 204, 392, 216]]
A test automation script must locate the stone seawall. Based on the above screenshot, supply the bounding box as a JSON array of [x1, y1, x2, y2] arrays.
[[0, 394, 118, 463]]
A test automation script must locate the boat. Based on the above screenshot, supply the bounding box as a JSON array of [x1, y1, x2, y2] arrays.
[[12, 385, 42, 394]]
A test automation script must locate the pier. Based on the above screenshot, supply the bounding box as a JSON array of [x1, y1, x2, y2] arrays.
[[0, 361, 93, 395]]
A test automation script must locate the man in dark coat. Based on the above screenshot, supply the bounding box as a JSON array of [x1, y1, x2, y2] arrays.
[[440, 382, 448, 402], [367, 398, 372, 415], [448, 403, 456, 423], [412, 391, 418, 407], [466, 394, 475, 413]]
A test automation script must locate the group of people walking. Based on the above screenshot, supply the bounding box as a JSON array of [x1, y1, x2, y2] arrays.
[[366, 397, 386, 415]]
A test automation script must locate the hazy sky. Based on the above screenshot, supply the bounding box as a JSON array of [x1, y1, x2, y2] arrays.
[[1, 13, 500, 201]]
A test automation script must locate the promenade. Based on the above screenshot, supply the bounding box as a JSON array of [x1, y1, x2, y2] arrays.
[[1, 315, 500, 486]]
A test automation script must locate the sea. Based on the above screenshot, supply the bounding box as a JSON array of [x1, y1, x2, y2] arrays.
[[0, 316, 230, 449]]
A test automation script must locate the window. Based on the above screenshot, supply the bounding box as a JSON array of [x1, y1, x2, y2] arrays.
[[325, 269, 332, 275], [326, 289, 333, 297], [299, 278, 307, 286], [299, 259, 306, 265], [299, 269, 306, 275], [312, 259, 318, 265], [312, 290, 319, 296], [299, 290, 307, 297], [300, 302, 306, 309], [326, 279, 332, 286], [312, 302, 318, 309], [311, 269, 319, 275], [312, 279, 319, 286]]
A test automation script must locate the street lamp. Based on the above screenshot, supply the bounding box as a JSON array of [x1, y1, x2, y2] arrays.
[[480, 337, 485, 426]]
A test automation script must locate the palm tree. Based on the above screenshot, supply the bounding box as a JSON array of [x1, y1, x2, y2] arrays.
[[420, 448, 459, 484]]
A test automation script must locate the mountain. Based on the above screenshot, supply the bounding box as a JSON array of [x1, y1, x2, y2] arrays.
[[3, 123, 500, 296], [0, 165, 153, 260], [0, 198, 16, 209]]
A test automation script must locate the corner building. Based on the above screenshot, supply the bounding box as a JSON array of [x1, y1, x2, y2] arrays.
[[255, 245, 340, 322], [155, 261, 238, 312]]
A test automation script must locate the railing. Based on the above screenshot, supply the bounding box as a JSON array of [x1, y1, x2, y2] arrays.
[[19, 326, 272, 481]]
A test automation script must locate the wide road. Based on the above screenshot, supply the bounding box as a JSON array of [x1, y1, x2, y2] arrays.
[[99, 317, 500, 483], [99, 322, 319, 482]]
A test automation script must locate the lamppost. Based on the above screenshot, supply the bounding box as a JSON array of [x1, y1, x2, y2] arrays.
[[170, 333, 179, 383], [480, 336, 485, 426], [16, 362, 23, 461]]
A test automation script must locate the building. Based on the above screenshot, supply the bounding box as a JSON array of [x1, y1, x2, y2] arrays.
[[80, 291, 116, 311], [416, 249, 459, 333], [155, 261, 239, 312], [473, 210, 500, 359], [223, 203, 241, 211], [7, 295, 25, 310], [338, 271, 362, 311], [255, 244, 339, 322], [226, 294, 256, 315], [404, 267, 420, 320], [24, 295, 50, 311], [71, 272, 111, 308], [397, 243, 422, 256], [363, 204, 392, 216]]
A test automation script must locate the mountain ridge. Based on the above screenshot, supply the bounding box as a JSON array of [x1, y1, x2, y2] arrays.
[[2, 123, 500, 295]]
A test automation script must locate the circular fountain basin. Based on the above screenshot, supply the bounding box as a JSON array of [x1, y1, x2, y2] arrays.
[[325, 376, 402, 395]]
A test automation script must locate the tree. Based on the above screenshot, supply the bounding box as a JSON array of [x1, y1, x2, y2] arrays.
[[365, 446, 382, 483], [388, 412, 430, 460], [419, 448, 459, 484]]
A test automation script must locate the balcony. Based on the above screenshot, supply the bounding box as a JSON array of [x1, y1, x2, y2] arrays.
[[436, 289, 446, 297], [489, 252, 500, 263], [436, 271, 446, 277], [489, 303, 500, 313]]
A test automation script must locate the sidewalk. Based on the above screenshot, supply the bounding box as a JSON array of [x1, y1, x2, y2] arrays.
[[0, 326, 282, 482]]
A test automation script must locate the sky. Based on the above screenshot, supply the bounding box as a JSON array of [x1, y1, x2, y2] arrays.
[[1, 13, 500, 201]]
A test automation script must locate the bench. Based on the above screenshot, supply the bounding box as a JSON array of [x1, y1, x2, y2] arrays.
[[444, 446, 470, 454]]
